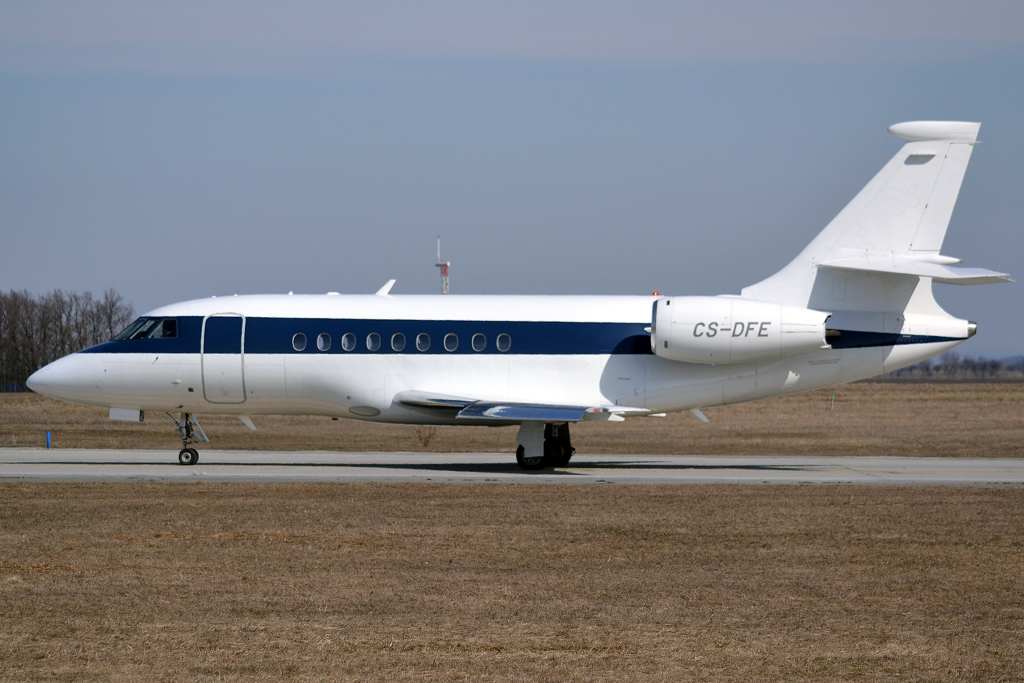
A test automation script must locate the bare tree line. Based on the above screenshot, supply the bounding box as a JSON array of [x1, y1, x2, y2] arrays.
[[887, 351, 1024, 381], [0, 289, 135, 391]]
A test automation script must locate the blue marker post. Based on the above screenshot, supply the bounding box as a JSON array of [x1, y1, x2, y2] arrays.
[[46, 431, 51, 449]]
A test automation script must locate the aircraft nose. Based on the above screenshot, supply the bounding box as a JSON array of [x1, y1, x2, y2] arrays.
[[25, 366, 47, 392], [25, 354, 105, 406]]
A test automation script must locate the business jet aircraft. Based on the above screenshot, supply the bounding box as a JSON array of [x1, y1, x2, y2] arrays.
[[27, 121, 1010, 469]]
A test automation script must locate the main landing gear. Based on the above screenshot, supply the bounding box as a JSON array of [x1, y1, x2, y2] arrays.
[[165, 412, 209, 466], [515, 422, 575, 471]]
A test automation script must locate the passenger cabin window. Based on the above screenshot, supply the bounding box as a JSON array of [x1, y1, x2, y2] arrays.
[[391, 333, 406, 352], [342, 333, 356, 351], [416, 333, 430, 352], [366, 333, 381, 352], [148, 318, 177, 339], [317, 333, 331, 351], [496, 333, 511, 352], [471, 333, 486, 352], [292, 333, 307, 351], [444, 333, 458, 352]]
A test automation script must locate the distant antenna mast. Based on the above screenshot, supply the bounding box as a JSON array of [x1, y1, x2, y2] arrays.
[[435, 235, 450, 295]]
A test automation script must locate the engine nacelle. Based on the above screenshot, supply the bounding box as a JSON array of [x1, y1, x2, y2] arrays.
[[651, 296, 831, 364]]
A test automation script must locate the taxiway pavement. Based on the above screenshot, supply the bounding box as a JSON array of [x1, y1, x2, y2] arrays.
[[1, 449, 1023, 486]]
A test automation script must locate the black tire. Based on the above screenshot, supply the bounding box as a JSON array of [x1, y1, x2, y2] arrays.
[[516, 444, 546, 471], [543, 440, 564, 468], [543, 423, 574, 467], [178, 448, 199, 466]]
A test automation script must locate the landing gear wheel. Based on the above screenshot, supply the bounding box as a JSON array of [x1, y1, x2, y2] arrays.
[[543, 423, 575, 468], [516, 445, 546, 471], [543, 440, 566, 468], [169, 413, 208, 466], [178, 448, 199, 466]]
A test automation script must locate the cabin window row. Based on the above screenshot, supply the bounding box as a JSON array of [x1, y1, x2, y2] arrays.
[[292, 332, 511, 353]]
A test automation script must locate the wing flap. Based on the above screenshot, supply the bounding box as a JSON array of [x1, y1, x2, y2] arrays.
[[394, 390, 646, 423], [456, 403, 590, 422]]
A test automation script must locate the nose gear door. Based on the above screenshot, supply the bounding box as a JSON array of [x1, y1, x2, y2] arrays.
[[202, 314, 246, 404]]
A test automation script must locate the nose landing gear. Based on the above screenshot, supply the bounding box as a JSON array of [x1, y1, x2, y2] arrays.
[[166, 412, 209, 466], [179, 447, 199, 466]]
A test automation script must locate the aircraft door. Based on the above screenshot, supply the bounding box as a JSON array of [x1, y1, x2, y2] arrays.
[[202, 314, 246, 404]]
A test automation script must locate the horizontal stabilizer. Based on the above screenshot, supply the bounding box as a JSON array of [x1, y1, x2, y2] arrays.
[[820, 256, 1012, 285]]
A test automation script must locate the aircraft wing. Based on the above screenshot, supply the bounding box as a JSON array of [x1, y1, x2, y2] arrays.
[[393, 390, 645, 422]]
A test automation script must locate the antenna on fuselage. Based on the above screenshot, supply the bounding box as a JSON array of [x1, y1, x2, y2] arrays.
[[435, 235, 450, 295]]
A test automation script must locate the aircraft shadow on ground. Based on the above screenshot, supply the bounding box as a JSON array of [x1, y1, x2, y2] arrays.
[[22, 459, 812, 475]]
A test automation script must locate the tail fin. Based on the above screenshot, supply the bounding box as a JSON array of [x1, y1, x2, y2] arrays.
[[742, 121, 1009, 310]]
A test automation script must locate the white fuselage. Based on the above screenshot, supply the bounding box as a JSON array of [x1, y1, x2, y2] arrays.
[[27, 293, 962, 424]]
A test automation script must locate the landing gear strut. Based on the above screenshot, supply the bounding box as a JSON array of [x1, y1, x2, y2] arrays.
[[544, 423, 575, 467], [166, 412, 209, 466], [515, 422, 575, 470]]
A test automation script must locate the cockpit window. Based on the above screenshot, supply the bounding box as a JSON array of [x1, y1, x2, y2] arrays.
[[113, 317, 175, 341], [113, 318, 148, 341], [130, 319, 159, 339], [148, 318, 177, 339]]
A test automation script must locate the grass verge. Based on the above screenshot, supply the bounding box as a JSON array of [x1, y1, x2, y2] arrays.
[[1, 483, 1022, 681]]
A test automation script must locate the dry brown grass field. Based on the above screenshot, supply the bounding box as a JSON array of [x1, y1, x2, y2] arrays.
[[2, 382, 1022, 457], [3, 385, 1024, 680], [1, 483, 1022, 681]]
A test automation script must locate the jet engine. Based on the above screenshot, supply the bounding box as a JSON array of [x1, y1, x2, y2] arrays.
[[651, 296, 831, 364]]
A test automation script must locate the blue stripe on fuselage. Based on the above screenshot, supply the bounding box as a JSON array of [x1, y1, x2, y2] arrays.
[[77, 317, 962, 356], [80, 316, 654, 355], [827, 330, 962, 349]]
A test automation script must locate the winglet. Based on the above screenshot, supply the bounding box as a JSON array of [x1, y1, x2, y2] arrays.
[[376, 279, 396, 296]]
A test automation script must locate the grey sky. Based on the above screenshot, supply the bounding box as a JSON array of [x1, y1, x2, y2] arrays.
[[1, 2, 1022, 356], [3, 1, 1023, 68]]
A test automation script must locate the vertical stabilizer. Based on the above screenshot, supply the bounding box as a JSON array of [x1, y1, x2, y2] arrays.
[[742, 122, 981, 308]]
